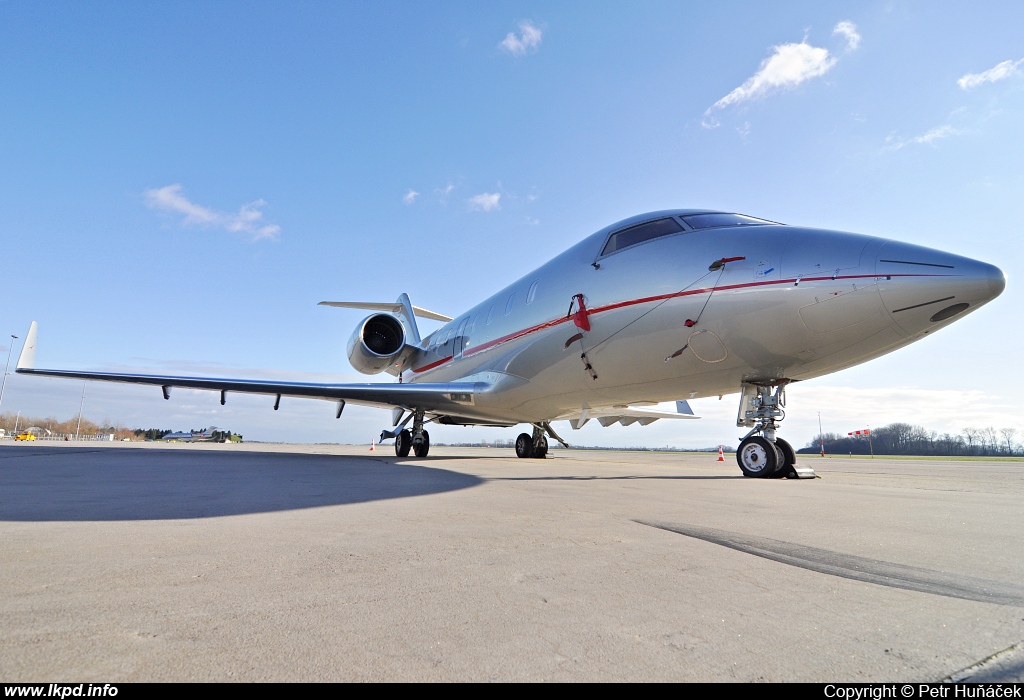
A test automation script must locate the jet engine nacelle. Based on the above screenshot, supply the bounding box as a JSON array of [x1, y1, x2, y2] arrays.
[[347, 314, 407, 375]]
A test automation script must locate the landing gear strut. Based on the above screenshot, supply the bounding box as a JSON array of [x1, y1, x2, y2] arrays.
[[735, 383, 814, 479], [515, 422, 568, 459], [380, 408, 430, 458]]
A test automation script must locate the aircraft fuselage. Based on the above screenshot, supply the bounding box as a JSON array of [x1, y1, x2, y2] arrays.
[[402, 210, 1004, 425]]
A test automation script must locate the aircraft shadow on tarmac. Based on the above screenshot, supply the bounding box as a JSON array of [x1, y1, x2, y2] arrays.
[[490, 475, 740, 481], [0, 446, 483, 522]]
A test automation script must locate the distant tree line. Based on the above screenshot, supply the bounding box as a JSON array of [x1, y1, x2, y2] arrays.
[[134, 428, 172, 440], [0, 411, 134, 439], [1, 413, 239, 442], [799, 423, 1021, 457]]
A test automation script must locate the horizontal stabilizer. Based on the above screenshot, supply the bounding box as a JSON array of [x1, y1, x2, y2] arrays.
[[318, 301, 453, 322]]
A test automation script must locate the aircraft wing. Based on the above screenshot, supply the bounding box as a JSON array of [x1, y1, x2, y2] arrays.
[[560, 400, 701, 429], [14, 322, 484, 413]]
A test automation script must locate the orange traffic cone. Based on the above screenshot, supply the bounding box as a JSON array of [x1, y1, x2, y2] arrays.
[[717, 445, 725, 462], [370, 439, 376, 452]]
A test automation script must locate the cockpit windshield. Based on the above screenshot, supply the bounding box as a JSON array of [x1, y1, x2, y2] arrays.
[[681, 213, 776, 230], [601, 217, 684, 256]]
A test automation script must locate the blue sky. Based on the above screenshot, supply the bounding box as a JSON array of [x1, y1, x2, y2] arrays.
[[1, 2, 1021, 448]]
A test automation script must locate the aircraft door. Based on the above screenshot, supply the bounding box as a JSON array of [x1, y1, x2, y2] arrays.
[[453, 317, 470, 359]]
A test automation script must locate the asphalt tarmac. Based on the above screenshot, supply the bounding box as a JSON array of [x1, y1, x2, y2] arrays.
[[1, 442, 1022, 682]]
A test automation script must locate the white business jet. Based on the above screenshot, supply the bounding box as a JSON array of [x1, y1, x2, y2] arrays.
[[16, 210, 1005, 478]]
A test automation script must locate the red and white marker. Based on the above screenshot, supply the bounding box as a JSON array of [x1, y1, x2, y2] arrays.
[[717, 445, 725, 462], [370, 439, 376, 452]]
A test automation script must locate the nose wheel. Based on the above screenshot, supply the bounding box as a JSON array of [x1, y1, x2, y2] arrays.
[[736, 436, 781, 477]]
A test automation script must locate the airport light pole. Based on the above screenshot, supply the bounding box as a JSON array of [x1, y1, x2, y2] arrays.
[[75, 381, 87, 441], [0, 334, 18, 413]]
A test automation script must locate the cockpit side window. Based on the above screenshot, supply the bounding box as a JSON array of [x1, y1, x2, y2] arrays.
[[600, 217, 685, 256], [681, 213, 775, 230]]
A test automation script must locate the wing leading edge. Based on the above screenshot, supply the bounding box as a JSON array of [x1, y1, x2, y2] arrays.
[[14, 322, 486, 414]]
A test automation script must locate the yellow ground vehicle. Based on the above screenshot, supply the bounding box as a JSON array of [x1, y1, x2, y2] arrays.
[[14, 432, 37, 441]]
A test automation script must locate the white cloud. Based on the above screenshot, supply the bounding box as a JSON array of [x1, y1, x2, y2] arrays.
[[832, 20, 860, 51], [885, 124, 958, 151], [958, 58, 1023, 90], [468, 192, 501, 212], [500, 20, 542, 56], [144, 184, 280, 241], [435, 182, 456, 205], [915, 124, 957, 144], [402, 189, 420, 205], [703, 40, 837, 126]]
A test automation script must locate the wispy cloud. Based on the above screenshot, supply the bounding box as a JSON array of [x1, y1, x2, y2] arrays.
[[435, 182, 456, 205], [468, 192, 501, 212], [885, 124, 958, 151], [402, 189, 420, 205], [703, 21, 858, 128], [832, 20, 860, 51], [958, 58, 1023, 90], [500, 20, 542, 56], [143, 184, 280, 241]]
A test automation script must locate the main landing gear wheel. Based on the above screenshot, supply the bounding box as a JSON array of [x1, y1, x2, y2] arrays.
[[515, 432, 534, 458], [395, 429, 412, 457], [771, 437, 798, 479], [413, 430, 430, 458], [533, 435, 548, 459], [736, 436, 781, 478]]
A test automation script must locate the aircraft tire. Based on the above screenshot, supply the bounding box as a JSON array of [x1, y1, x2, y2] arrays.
[[515, 432, 534, 458], [395, 429, 412, 457], [772, 437, 798, 479], [736, 435, 781, 478], [413, 430, 430, 458], [533, 435, 548, 459]]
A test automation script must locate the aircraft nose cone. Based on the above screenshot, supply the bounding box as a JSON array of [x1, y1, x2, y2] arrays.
[[876, 241, 1005, 335]]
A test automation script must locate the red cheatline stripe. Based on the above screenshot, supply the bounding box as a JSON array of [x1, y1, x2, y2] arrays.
[[410, 355, 453, 374], [410, 272, 949, 374]]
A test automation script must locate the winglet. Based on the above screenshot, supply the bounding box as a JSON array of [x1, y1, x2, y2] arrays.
[[675, 400, 694, 416], [17, 322, 38, 370]]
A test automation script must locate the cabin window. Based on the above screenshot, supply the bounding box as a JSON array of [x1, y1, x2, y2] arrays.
[[601, 217, 684, 256], [681, 213, 774, 230], [527, 281, 539, 304], [505, 292, 516, 315], [486, 304, 497, 325]]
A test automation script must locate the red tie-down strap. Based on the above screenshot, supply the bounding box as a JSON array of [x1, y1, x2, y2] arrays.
[[571, 294, 591, 332]]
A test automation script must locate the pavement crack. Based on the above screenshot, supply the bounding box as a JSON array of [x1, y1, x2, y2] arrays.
[[942, 639, 1024, 683]]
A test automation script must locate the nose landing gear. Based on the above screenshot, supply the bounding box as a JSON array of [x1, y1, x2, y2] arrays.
[[736, 383, 815, 479]]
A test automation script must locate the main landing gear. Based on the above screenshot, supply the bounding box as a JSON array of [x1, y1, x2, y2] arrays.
[[515, 422, 569, 459], [735, 383, 815, 479], [381, 409, 430, 458]]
